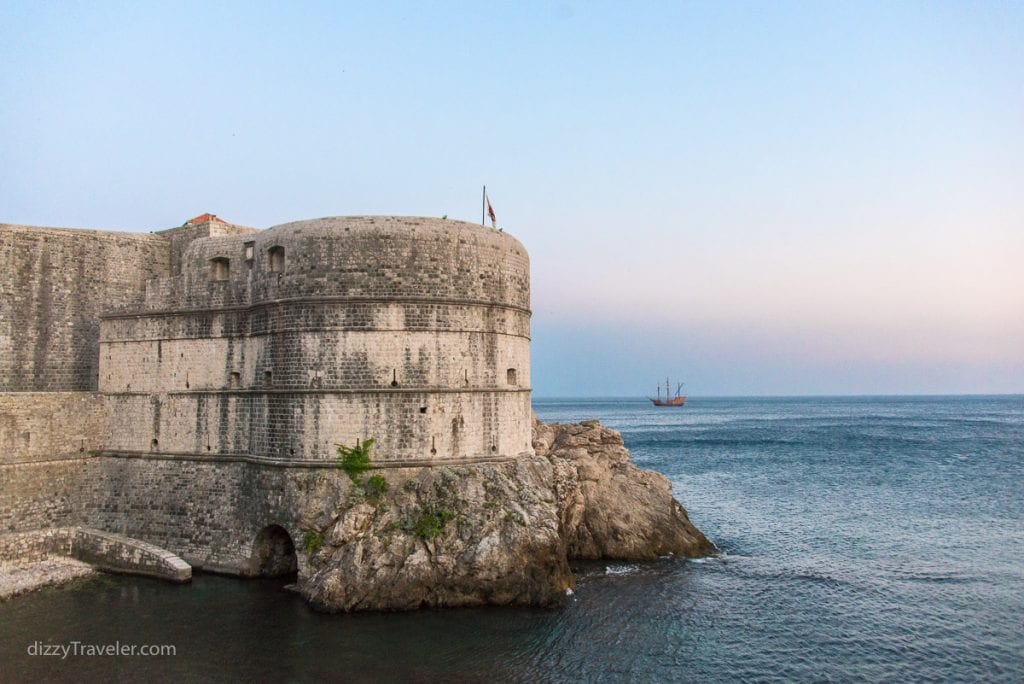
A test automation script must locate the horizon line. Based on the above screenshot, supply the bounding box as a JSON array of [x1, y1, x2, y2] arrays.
[[531, 392, 1023, 400]]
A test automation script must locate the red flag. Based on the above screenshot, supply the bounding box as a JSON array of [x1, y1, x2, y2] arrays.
[[487, 197, 496, 227]]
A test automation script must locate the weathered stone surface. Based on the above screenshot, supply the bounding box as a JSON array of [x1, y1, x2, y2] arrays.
[[297, 418, 712, 612], [0, 225, 170, 392], [70, 527, 192, 583], [533, 417, 715, 561], [96, 216, 533, 466], [0, 558, 97, 601], [0, 215, 713, 609], [0, 526, 191, 597], [300, 458, 573, 611]]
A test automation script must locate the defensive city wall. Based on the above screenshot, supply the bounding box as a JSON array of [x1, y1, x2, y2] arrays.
[[0, 215, 532, 578]]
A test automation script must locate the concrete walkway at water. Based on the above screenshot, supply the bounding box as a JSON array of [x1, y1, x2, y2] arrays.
[[0, 557, 98, 600]]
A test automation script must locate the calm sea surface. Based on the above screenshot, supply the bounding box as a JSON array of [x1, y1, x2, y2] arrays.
[[2, 396, 1022, 682]]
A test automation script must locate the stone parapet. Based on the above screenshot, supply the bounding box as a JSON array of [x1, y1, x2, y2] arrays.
[[0, 527, 191, 584]]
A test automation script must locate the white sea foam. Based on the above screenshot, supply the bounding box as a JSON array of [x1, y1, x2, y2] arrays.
[[604, 564, 639, 575]]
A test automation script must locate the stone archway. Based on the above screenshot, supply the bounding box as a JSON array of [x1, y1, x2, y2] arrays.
[[250, 525, 298, 578]]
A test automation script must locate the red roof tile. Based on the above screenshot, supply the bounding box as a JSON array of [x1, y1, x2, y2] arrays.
[[185, 213, 226, 225]]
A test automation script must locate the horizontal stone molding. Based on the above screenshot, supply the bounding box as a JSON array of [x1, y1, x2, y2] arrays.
[[100, 294, 532, 321], [103, 387, 533, 397], [0, 456, 95, 467], [100, 327, 532, 343], [102, 327, 532, 344], [98, 450, 520, 469]]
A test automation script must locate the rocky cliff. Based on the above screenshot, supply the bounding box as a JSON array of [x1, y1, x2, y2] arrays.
[[300, 418, 713, 612], [535, 418, 713, 561]]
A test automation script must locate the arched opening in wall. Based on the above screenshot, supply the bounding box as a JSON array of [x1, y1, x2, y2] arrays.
[[268, 246, 285, 273], [250, 525, 297, 579], [507, 368, 517, 386], [210, 257, 230, 281]]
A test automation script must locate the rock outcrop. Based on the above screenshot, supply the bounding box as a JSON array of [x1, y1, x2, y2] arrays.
[[300, 457, 574, 611], [299, 418, 713, 612], [534, 418, 714, 560]]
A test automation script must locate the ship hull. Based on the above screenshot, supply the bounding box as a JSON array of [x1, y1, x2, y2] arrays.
[[650, 396, 686, 406]]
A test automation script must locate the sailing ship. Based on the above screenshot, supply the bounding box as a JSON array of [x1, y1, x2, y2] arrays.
[[650, 378, 686, 406]]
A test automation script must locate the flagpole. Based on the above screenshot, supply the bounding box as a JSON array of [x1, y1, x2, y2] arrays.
[[482, 185, 486, 226]]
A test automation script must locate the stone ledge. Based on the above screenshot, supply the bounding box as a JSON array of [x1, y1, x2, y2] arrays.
[[100, 294, 532, 321], [102, 387, 534, 396], [98, 450, 520, 469], [70, 527, 192, 583]]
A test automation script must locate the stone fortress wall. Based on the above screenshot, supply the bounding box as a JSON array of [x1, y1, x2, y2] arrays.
[[101, 215, 532, 463], [0, 214, 532, 576], [0, 225, 170, 392]]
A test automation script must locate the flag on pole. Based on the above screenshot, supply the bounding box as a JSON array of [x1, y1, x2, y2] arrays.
[[486, 195, 497, 228]]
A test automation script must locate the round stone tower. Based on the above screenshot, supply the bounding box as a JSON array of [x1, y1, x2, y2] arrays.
[[99, 216, 533, 465]]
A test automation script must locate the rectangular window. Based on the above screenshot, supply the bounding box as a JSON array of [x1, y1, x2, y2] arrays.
[[210, 257, 230, 281]]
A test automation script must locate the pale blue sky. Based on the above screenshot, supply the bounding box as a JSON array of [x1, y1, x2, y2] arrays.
[[2, 1, 1021, 396]]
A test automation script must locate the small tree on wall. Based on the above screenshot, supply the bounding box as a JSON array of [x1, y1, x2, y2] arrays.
[[336, 438, 375, 482]]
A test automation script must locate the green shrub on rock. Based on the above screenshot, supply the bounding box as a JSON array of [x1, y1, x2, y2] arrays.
[[414, 506, 456, 540], [303, 530, 324, 553], [364, 474, 389, 499], [337, 438, 375, 482]]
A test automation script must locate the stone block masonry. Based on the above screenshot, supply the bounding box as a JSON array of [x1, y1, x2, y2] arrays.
[[0, 225, 170, 391], [0, 392, 106, 465], [100, 216, 532, 465], [1, 215, 535, 581], [0, 527, 191, 596], [70, 527, 191, 582], [0, 393, 106, 533]]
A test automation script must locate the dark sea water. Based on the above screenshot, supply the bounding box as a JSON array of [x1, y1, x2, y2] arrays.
[[2, 395, 1022, 682]]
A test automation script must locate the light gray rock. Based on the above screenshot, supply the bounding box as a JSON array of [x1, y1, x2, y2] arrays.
[[533, 417, 714, 560], [298, 418, 713, 612], [300, 458, 572, 612]]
